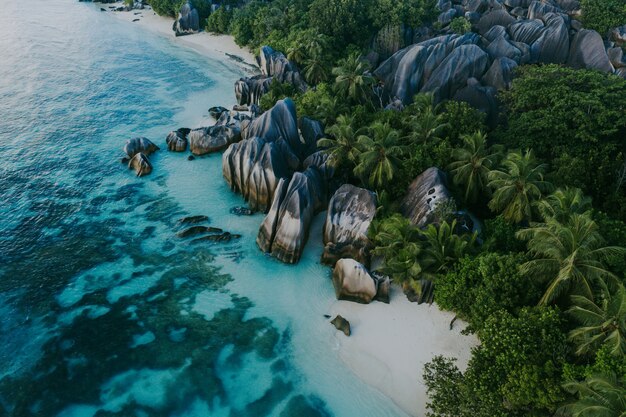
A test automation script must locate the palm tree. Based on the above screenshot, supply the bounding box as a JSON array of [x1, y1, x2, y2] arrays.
[[332, 53, 374, 103], [418, 219, 477, 280], [405, 93, 448, 144], [286, 42, 307, 66], [370, 214, 424, 285], [536, 187, 592, 223], [448, 131, 504, 204], [487, 149, 554, 223], [567, 284, 626, 357], [353, 122, 404, 190], [559, 373, 625, 417], [303, 53, 329, 85], [516, 213, 626, 305], [317, 115, 361, 171]]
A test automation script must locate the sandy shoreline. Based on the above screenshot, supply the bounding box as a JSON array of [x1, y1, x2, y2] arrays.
[[102, 5, 478, 416], [103, 3, 258, 72], [330, 287, 477, 416]]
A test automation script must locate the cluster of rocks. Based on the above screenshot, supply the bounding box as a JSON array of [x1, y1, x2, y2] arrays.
[[222, 98, 329, 263], [235, 46, 307, 106], [176, 215, 242, 244], [122, 137, 159, 177], [373, 0, 625, 119], [173, 0, 199, 36]]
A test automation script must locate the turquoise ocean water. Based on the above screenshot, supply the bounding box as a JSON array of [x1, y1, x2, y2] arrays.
[[0, 1, 409, 416]]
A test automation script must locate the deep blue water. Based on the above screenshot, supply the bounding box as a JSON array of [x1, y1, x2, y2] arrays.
[[0, 1, 409, 416]]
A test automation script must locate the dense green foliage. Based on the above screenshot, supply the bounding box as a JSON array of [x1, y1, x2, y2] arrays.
[[497, 65, 626, 220], [205, 6, 232, 34], [580, 0, 626, 36], [149, 0, 210, 20]]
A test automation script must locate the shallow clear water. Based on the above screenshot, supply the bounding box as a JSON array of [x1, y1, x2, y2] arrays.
[[0, 1, 409, 416]]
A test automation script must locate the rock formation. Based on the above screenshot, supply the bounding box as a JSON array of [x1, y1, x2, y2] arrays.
[[400, 167, 453, 227], [128, 153, 152, 177], [330, 315, 351, 336], [322, 185, 377, 267], [223, 137, 299, 212], [374, 0, 621, 109], [332, 259, 378, 304], [124, 137, 159, 158], [256, 166, 327, 264], [166, 128, 189, 152], [172, 0, 199, 36], [235, 46, 306, 106], [189, 111, 248, 156]]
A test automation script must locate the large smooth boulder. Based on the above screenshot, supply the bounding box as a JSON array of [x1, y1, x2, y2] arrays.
[[332, 259, 377, 304], [373, 33, 482, 104], [166, 128, 189, 152], [476, 9, 516, 35], [299, 117, 324, 157], [257, 167, 327, 264], [400, 167, 453, 227], [530, 13, 570, 64], [128, 153, 152, 177], [173, 0, 199, 36], [421, 44, 490, 102], [567, 29, 614, 72], [124, 137, 159, 158], [485, 36, 523, 62], [223, 137, 299, 212], [234, 76, 273, 107], [189, 125, 241, 155], [322, 185, 377, 267], [234, 46, 306, 106], [528, 0, 561, 20], [508, 19, 545, 44], [302, 151, 334, 181], [453, 79, 498, 126], [242, 98, 308, 159], [482, 57, 518, 90]]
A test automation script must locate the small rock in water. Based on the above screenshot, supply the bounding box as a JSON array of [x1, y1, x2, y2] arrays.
[[177, 225, 222, 238], [232, 104, 248, 112], [191, 232, 241, 244], [121, 157, 130, 164], [230, 206, 254, 216], [100, 8, 106, 11], [178, 215, 209, 224], [132, 18, 140, 22], [208, 106, 228, 120], [323, 314, 331, 319], [187, 155, 195, 161], [330, 315, 351, 337]]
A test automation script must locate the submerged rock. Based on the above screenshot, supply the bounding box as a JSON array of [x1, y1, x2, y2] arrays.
[[330, 315, 351, 337], [178, 215, 209, 224], [332, 259, 377, 304], [176, 226, 223, 238], [230, 206, 254, 216], [191, 232, 241, 244], [128, 153, 152, 177], [124, 137, 159, 158], [322, 185, 377, 267], [400, 167, 453, 227]]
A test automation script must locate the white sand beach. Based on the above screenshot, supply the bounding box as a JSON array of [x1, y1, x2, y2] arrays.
[[330, 286, 478, 416], [105, 3, 258, 70]]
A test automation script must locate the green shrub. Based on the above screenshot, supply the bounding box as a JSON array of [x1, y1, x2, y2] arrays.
[[580, 0, 626, 36], [206, 7, 232, 34], [449, 16, 471, 34]]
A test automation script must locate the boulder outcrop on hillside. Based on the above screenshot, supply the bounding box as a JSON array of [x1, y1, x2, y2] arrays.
[[373, 0, 619, 109], [400, 167, 453, 227], [322, 185, 377, 267], [235, 46, 306, 106]]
